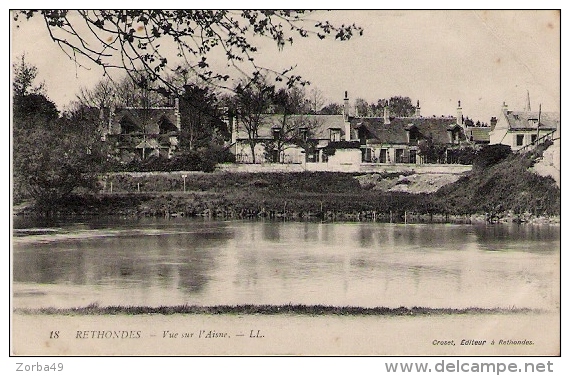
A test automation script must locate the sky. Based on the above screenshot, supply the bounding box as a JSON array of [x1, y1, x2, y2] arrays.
[[11, 10, 560, 122]]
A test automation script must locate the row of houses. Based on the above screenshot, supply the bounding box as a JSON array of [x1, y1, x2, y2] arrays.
[[98, 89, 559, 166], [230, 93, 482, 166]]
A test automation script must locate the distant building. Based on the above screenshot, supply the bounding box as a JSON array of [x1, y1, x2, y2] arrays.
[[230, 113, 352, 164], [464, 126, 490, 145], [352, 101, 469, 164], [230, 96, 480, 165], [489, 101, 559, 151], [229, 91, 355, 164], [100, 99, 181, 162]]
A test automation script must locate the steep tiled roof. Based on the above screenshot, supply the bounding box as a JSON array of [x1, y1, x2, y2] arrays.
[[109, 107, 178, 134], [235, 114, 346, 140], [465, 127, 490, 143], [352, 116, 464, 145], [504, 111, 559, 130]]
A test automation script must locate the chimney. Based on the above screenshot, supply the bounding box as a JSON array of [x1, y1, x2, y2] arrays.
[[109, 95, 116, 134], [415, 100, 421, 117], [98, 104, 107, 141], [457, 100, 463, 126], [502, 101, 508, 112], [224, 107, 237, 144], [174, 97, 181, 131], [343, 91, 350, 121], [525, 90, 531, 112], [383, 100, 390, 124]]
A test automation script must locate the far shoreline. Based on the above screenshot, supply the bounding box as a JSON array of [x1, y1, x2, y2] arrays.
[[14, 303, 548, 316]]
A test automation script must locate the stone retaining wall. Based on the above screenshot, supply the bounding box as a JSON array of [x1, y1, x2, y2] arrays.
[[216, 163, 472, 174]]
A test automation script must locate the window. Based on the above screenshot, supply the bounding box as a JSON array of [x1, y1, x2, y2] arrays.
[[408, 127, 420, 144], [450, 130, 459, 144], [409, 149, 417, 164], [531, 134, 538, 144], [363, 148, 372, 162], [528, 118, 538, 127], [330, 129, 341, 142], [379, 149, 387, 163], [516, 134, 524, 146], [299, 128, 308, 141], [271, 149, 280, 163], [395, 149, 405, 163]]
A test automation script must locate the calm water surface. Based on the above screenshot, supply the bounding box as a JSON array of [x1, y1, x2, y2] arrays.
[[12, 217, 560, 310]]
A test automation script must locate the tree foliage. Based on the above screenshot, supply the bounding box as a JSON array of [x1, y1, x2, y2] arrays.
[[307, 88, 325, 114], [12, 53, 45, 98], [418, 136, 447, 164], [319, 102, 343, 115], [473, 144, 512, 170], [385, 96, 416, 117], [74, 75, 166, 108], [13, 93, 59, 125], [13, 59, 102, 207], [178, 83, 228, 150], [231, 77, 276, 163], [14, 10, 362, 92], [13, 121, 101, 207], [353, 96, 417, 118]]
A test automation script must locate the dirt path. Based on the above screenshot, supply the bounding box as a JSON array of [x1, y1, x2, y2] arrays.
[[357, 172, 464, 194]]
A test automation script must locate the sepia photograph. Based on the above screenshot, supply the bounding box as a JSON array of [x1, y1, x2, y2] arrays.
[[10, 9, 561, 359]]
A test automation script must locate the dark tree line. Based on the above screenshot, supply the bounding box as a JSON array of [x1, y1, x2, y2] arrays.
[[13, 55, 105, 207]]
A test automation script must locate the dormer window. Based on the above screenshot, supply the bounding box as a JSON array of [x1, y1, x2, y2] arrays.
[[528, 118, 539, 127], [407, 125, 420, 144], [451, 130, 459, 144], [448, 127, 460, 144], [330, 129, 341, 142]]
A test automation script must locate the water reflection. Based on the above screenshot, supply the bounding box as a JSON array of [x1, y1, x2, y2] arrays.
[[12, 218, 560, 310]]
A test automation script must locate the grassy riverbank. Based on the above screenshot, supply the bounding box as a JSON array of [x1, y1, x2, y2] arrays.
[[15, 146, 560, 222], [14, 303, 541, 316]]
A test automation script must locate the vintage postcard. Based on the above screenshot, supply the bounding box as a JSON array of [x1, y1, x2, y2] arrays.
[[11, 10, 560, 357]]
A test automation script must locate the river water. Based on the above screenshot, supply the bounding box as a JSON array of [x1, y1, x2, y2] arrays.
[[12, 217, 560, 310]]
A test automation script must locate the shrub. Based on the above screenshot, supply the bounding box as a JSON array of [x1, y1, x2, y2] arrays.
[[107, 146, 233, 173], [473, 144, 512, 170]]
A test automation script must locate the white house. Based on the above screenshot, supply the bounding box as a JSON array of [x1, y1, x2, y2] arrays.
[[489, 102, 559, 151], [229, 92, 355, 164]]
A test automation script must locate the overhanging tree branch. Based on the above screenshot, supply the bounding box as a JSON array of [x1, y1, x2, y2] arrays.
[[15, 10, 362, 93]]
